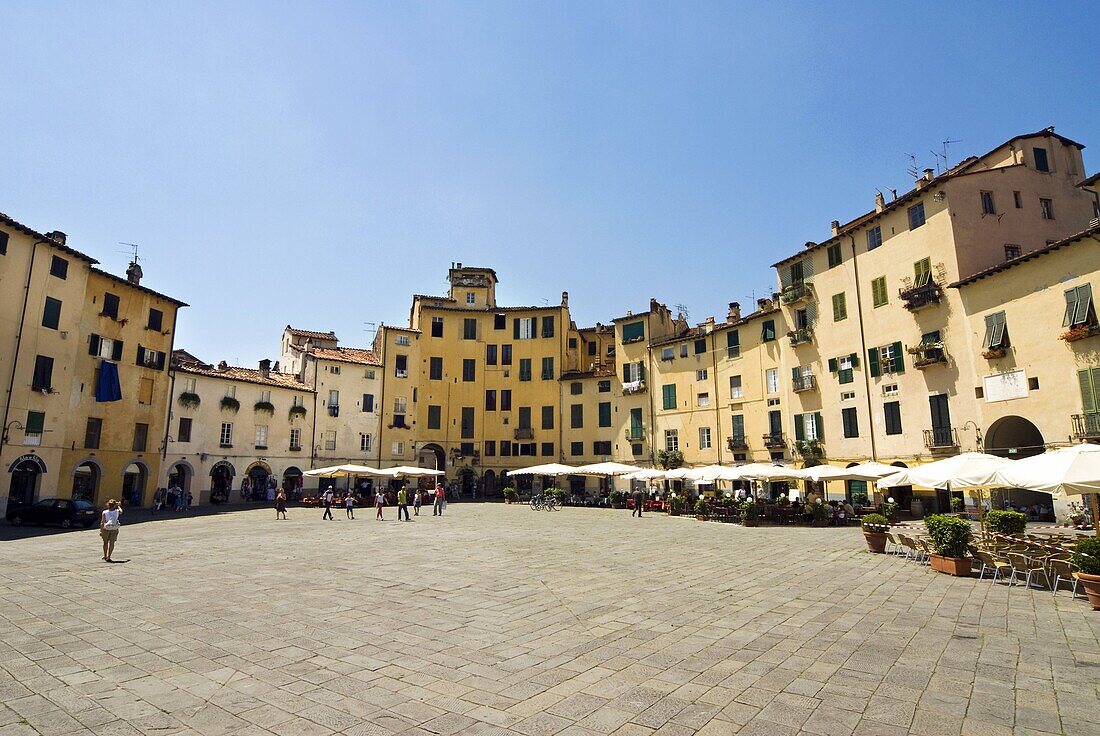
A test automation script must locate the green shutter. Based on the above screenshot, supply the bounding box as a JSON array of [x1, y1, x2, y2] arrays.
[[828, 357, 838, 373], [792, 367, 800, 381], [623, 364, 630, 383], [892, 341, 905, 373], [25, 411, 45, 434], [598, 402, 611, 427], [868, 348, 880, 377], [814, 412, 824, 441], [513, 318, 520, 339], [638, 363, 645, 382], [1080, 369, 1097, 414], [794, 414, 805, 442]]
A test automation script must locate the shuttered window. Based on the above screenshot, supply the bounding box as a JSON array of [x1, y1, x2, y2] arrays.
[[760, 320, 776, 342], [884, 401, 902, 435], [1064, 284, 1095, 327], [908, 203, 926, 230], [871, 277, 888, 307], [1078, 368, 1100, 417], [832, 293, 847, 322], [544, 405, 557, 430], [842, 407, 858, 438], [598, 402, 611, 427], [983, 311, 1008, 349], [914, 258, 932, 287], [569, 404, 582, 429], [32, 355, 54, 391], [42, 297, 62, 329], [827, 242, 842, 267], [622, 321, 645, 342], [427, 405, 441, 429], [662, 384, 676, 410], [726, 330, 740, 358]]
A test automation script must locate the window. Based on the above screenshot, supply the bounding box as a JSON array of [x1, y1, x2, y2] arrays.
[[731, 414, 745, 442], [394, 354, 408, 377], [587, 341, 596, 356], [694, 369, 707, 382], [623, 361, 644, 383], [183, 378, 196, 393], [794, 307, 810, 330], [518, 406, 532, 429], [23, 411, 44, 445], [598, 401, 611, 427], [50, 255, 68, 279], [462, 318, 477, 340], [177, 417, 191, 443], [422, 356, 441, 381], [794, 412, 823, 442], [570, 441, 584, 457], [871, 276, 888, 308], [622, 321, 645, 342], [1033, 147, 1049, 172], [569, 404, 582, 429], [255, 425, 268, 449], [632, 444, 643, 457], [680, 344, 688, 358], [541, 357, 554, 380], [42, 297, 62, 329], [328, 389, 339, 409], [431, 316, 444, 337], [694, 339, 706, 355], [486, 344, 497, 366], [396, 335, 410, 346], [392, 441, 404, 456], [1004, 244, 1022, 261], [541, 442, 554, 457], [0, 230, 6, 254], [827, 242, 842, 267], [138, 377, 154, 405], [484, 441, 496, 457], [493, 313, 506, 330], [1063, 285, 1095, 327], [661, 347, 674, 361], [1040, 198, 1054, 220], [462, 359, 476, 382], [147, 309, 163, 331], [568, 337, 577, 349], [570, 382, 582, 395], [101, 293, 120, 320], [461, 407, 474, 438], [980, 191, 996, 215], [842, 407, 858, 438], [592, 440, 612, 455], [693, 426, 711, 450], [292, 395, 302, 407], [598, 380, 610, 393], [360, 433, 372, 452], [830, 353, 857, 385], [500, 389, 512, 411], [832, 293, 847, 322], [882, 383, 899, 397], [664, 429, 679, 452], [500, 440, 512, 457], [515, 317, 536, 340], [484, 390, 496, 411], [866, 226, 883, 251], [362, 393, 375, 412], [697, 392, 710, 407], [225, 386, 236, 399], [726, 330, 740, 358], [324, 431, 337, 451], [1014, 190, 1022, 208], [393, 396, 407, 413], [662, 384, 677, 410], [983, 311, 1009, 350], [290, 428, 301, 450], [519, 358, 532, 381], [85, 418, 102, 449], [32, 355, 53, 391], [729, 375, 743, 399], [914, 257, 932, 287], [760, 320, 776, 342], [908, 202, 926, 230], [884, 401, 902, 435], [466, 292, 476, 304], [841, 391, 856, 402], [765, 368, 778, 394], [867, 342, 904, 376], [501, 344, 512, 365], [136, 346, 166, 370], [541, 316, 555, 338], [427, 405, 441, 429], [220, 422, 233, 447]]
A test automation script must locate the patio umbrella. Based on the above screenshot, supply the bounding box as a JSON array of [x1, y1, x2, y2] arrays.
[[508, 463, 578, 476], [840, 461, 903, 481], [572, 462, 640, 496], [875, 453, 1011, 491], [383, 466, 447, 478], [303, 464, 388, 494], [995, 444, 1100, 536], [624, 468, 667, 481], [797, 464, 853, 502]]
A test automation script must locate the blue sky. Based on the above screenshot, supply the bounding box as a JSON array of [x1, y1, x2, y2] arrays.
[[3, 1, 1098, 365]]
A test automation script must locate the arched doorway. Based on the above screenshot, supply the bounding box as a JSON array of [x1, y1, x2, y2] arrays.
[[843, 462, 868, 507], [985, 416, 1045, 458], [210, 461, 234, 504], [282, 466, 303, 500], [7, 455, 45, 510], [417, 443, 445, 472], [244, 461, 272, 502], [456, 467, 476, 499], [122, 461, 148, 506], [482, 470, 497, 497], [72, 460, 101, 504]]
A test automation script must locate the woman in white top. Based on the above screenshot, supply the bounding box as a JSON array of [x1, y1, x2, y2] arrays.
[[100, 499, 122, 562]]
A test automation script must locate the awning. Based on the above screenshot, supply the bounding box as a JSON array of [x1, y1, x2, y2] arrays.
[[95, 360, 122, 402]]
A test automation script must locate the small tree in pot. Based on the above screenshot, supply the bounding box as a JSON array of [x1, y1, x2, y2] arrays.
[[861, 513, 890, 553], [668, 494, 687, 516], [925, 514, 973, 576], [502, 487, 518, 504], [807, 500, 831, 527], [986, 510, 1027, 537], [609, 490, 624, 509], [740, 499, 759, 527], [1071, 537, 1100, 610], [694, 497, 708, 520]]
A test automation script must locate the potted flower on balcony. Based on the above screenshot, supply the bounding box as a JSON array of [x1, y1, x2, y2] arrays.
[[609, 490, 624, 509], [1071, 537, 1100, 610], [924, 514, 973, 576], [740, 499, 759, 527], [254, 400, 275, 415], [178, 391, 201, 409], [1060, 324, 1099, 342], [288, 404, 307, 421], [981, 347, 1006, 360], [220, 396, 240, 413], [694, 497, 708, 521], [502, 487, 518, 504], [861, 513, 890, 553]]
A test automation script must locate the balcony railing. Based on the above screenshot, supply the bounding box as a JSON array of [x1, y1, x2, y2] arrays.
[[899, 282, 943, 311], [910, 344, 947, 369], [514, 427, 534, 440], [788, 328, 814, 347], [727, 436, 748, 451], [289, 444, 302, 452], [23, 432, 42, 447], [328, 405, 340, 417], [625, 428, 646, 441], [923, 427, 958, 450], [762, 432, 786, 449], [792, 374, 816, 392], [1071, 413, 1100, 439], [780, 282, 812, 305]]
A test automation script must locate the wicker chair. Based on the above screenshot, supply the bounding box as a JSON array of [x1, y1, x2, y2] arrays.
[[974, 549, 1013, 584], [1049, 558, 1081, 599], [1007, 553, 1051, 590]]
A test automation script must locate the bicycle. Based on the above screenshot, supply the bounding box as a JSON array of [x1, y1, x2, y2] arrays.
[[529, 493, 560, 511]]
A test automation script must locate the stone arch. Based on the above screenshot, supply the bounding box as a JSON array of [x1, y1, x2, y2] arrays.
[[71, 458, 104, 505], [985, 415, 1045, 459], [121, 459, 151, 506]]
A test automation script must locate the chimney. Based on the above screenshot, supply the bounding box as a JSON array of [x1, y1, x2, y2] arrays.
[[259, 359, 271, 379], [126, 261, 143, 285], [704, 316, 715, 333], [456, 262, 462, 269], [804, 241, 817, 250], [45, 230, 67, 245], [924, 168, 935, 181], [757, 297, 773, 312], [727, 302, 741, 321], [561, 291, 569, 307], [649, 298, 659, 312], [273, 360, 280, 373], [874, 191, 886, 212], [830, 220, 840, 236], [217, 360, 228, 372]]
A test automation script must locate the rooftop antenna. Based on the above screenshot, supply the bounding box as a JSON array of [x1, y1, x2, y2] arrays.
[[905, 153, 920, 180], [363, 322, 377, 340], [674, 303, 689, 321], [941, 137, 962, 170], [118, 242, 140, 264]]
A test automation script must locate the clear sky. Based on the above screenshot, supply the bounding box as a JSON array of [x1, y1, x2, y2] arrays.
[[3, 1, 1098, 365]]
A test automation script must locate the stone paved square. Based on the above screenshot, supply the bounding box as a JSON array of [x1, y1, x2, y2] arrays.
[[1, 505, 1098, 735]]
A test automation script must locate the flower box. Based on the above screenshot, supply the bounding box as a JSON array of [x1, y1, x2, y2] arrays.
[[1061, 325, 1100, 342]]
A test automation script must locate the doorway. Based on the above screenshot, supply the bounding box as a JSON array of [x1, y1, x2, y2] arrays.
[[72, 461, 100, 504], [7, 457, 44, 511], [122, 462, 147, 506]]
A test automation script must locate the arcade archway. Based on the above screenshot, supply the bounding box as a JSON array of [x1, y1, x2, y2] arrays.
[[417, 443, 445, 472], [7, 455, 45, 510], [985, 416, 1045, 459], [122, 461, 149, 506], [210, 461, 235, 504], [72, 460, 102, 504]]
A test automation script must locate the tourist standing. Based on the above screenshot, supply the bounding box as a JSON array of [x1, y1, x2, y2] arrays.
[[345, 491, 355, 519], [100, 499, 122, 562], [275, 489, 287, 520], [413, 489, 423, 516], [397, 487, 410, 521], [632, 488, 644, 517], [375, 489, 385, 520], [321, 488, 334, 520], [152, 487, 165, 514], [433, 484, 446, 516]]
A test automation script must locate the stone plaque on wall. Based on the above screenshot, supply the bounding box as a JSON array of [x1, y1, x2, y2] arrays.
[[983, 370, 1029, 403]]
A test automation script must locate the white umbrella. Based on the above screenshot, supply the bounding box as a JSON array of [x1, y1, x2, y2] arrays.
[[740, 463, 805, 481], [801, 465, 860, 482], [876, 452, 1011, 491], [303, 464, 387, 477], [840, 461, 902, 481], [383, 466, 446, 478], [995, 443, 1100, 498], [663, 468, 696, 480], [572, 462, 640, 476], [508, 463, 578, 476], [624, 468, 667, 481]]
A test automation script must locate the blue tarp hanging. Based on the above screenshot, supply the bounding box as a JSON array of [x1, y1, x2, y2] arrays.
[[95, 360, 122, 402]]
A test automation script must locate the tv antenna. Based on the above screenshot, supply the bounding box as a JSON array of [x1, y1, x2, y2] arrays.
[[674, 303, 690, 321], [936, 137, 962, 172], [118, 242, 141, 264], [905, 153, 921, 180], [363, 322, 377, 340]]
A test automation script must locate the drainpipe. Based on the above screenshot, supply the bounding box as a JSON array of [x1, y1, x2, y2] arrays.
[[710, 330, 722, 465], [160, 307, 180, 468], [310, 356, 319, 470], [376, 336, 387, 469], [849, 234, 877, 462]]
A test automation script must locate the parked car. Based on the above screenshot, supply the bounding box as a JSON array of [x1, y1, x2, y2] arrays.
[[6, 498, 98, 528]]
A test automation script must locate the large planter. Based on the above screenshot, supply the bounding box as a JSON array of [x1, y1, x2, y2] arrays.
[[863, 531, 888, 553], [695, 514, 708, 521], [504, 498, 514, 505], [930, 554, 972, 576], [742, 519, 758, 527], [1074, 572, 1100, 610], [812, 519, 831, 528], [668, 509, 681, 517]]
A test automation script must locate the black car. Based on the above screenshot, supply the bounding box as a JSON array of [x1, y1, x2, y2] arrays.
[[6, 498, 98, 529]]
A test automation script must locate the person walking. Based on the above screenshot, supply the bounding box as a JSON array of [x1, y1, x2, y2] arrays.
[[632, 488, 644, 517], [397, 487, 410, 521], [413, 488, 423, 516], [374, 489, 385, 520], [433, 484, 446, 516], [100, 499, 122, 562], [345, 491, 355, 520], [321, 488, 334, 520], [152, 487, 164, 514], [275, 489, 287, 520]]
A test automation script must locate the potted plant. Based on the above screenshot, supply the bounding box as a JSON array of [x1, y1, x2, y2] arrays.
[[178, 391, 201, 409], [924, 514, 973, 576], [982, 347, 1006, 360], [609, 490, 624, 509], [288, 405, 307, 421], [740, 499, 759, 527], [1066, 502, 1091, 529], [881, 497, 899, 521], [950, 497, 965, 514], [502, 487, 518, 504], [545, 487, 567, 505], [1071, 537, 1100, 610], [807, 500, 831, 527], [1060, 324, 1099, 342], [985, 510, 1027, 536], [220, 396, 240, 412], [694, 497, 708, 521], [776, 495, 790, 507], [656, 449, 684, 471], [254, 400, 275, 415], [861, 513, 890, 553], [668, 494, 686, 516]]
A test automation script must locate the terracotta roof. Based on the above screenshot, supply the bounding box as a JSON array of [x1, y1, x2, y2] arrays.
[[285, 325, 338, 341], [949, 224, 1100, 288], [0, 211, 99, 263], [90, 267, 188, 307], [561, 364, 617, 380], [307, 346, 382, 366], [412, 294, 456, 303], [173, 361, 315, 392], [1078, 172, 1100, 187], [418, 304, 561, 314], [449, 266, 497, 275], [1005, 126, 1084, 151]]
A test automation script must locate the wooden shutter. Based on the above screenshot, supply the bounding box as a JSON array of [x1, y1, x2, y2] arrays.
[[867, 348, 880, 377], [136, 346, 146, 366], [638, 363, 645, 381], [112, 340, 124, 361], [89, 334, 101, 356], [623, 364, 630, 382], [794, 414, 805, 442], [792, 367, 800, 381], [848, 352, 859, 368], [1080, 369, 1097, 414], [892, 341, 905, 373], [814, 412, 824, 440], [513, 318, 520, 339], [827, 357, 838, 373], [805, 301, 818, 327]]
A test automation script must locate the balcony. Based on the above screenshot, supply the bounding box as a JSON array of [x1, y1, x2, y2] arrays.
[[622, 380, 647, 395], [762, 432, 786, 449], [792, 374, 816, 392], [1071, 413, 1100, 439], [788, 328, 814, 347], [328, 405, 340, 417], [727, 436, 748, 451], [625, 428, 646, 441], [909, 343, 947, 369], [780, 282, 812, 305], [923, 427, 958, 451], [514, 427, 534, 440], [795, 439, 825, 460], [899, 282, 943, 311], [289, 444, 302, 452]]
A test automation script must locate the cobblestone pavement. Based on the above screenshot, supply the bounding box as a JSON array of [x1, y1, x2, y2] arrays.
[[1, 505, 1098, 736]]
